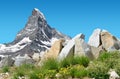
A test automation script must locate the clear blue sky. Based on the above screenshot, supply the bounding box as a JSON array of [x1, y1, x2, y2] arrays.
[[0, 0, 120, 43]]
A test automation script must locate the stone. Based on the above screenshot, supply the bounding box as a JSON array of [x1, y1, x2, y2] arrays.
[[14, 54, 35, 66], [90, 46, 101, 59], [32, 53, 40, 62], [88, 28, 101, 47], [55, 73, 62, 78], [75, 38, 95, 59], [58, 34, 84, 60], [0, 72, 10, 79], [75, 37, 101, 59], [43, 39, 65, 59], [108, 69, 120, 79], [101, 30, 120, 51], [75, 38, 87, 57], [38, 39, 65, 65]]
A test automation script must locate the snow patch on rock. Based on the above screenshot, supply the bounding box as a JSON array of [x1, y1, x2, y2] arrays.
[[0, 37, 32, 53]]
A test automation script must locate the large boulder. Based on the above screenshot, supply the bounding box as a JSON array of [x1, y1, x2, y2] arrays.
[[90, 46, 101, 59], [75, 37, 87, 57], [43, 39, 65, 60], [88, 28, 101, 47], [101, 30, 120, 51], [37, 39, 65, 66], [58, 34, 84, 60], [75, 38, 95, 59], [75, 37, 101, 59]]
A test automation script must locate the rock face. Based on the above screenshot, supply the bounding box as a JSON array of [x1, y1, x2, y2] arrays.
[[101, 30, 120, 51], [88, 28, 120, 52], [88, 28, 101, 47], [43, 39, 65, 59], [75, 37, 85, 57], [90, 46, 101, 59], [38, 39, 65, 65], [58, 34, 84, 60], [75, 38, 99, 59]]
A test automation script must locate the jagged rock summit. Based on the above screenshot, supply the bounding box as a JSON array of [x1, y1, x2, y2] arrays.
[[0, 8, 70, 57]]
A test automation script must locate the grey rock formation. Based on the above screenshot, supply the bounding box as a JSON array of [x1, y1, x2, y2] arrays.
[[75, 38, 95, 59], [75, 35, 101, 59], [90, 46, 101, 59], [58, 34, 84, 60], [101, 30, 120, 51], [88, 28, 101, 47]]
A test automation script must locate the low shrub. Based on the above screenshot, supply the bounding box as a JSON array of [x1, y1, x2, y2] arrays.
[[12, 70, 25, 79], [59, 67, 70, 77], [44, 69, 57, 78], [87, 61, 109, 79], [59, 56, 90, 68], [69, 65, 88, 78], [42, 58, 59, 70], [72, 56, 90, 67], [59, 57, 73, 68], [29, 72, 40, 79], [2, 66, 9, 73]]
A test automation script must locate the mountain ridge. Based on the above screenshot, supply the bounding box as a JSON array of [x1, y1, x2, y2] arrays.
[[0, 8, 70, 57]]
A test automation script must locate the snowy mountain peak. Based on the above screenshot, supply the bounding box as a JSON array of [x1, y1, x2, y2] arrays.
[[32, 8, 46, 20], [0, 8, 70, 56]]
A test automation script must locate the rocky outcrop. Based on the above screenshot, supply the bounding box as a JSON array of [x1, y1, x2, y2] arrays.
[[43, 39, 65, 60], [37, 39, 65, 66], [101, 30, 120, 51], [90, 46, 101, 59], [88, 29, 120, 52], [88, 28, 101, 47], [40, 39, 65, 62], [75, 37, 86, 57], [75, 38, 95, 59], [75, 37, 100, 59], [58, 34, 84, 60]]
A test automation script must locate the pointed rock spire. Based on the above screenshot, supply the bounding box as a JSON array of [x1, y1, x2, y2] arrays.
[[88, 28, 101, 47], [32, 8, 46, 20]]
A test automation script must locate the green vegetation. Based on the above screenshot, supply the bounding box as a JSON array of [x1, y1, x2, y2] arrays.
[[1, 51, 120, 79], [2, 66, 9, 73]]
